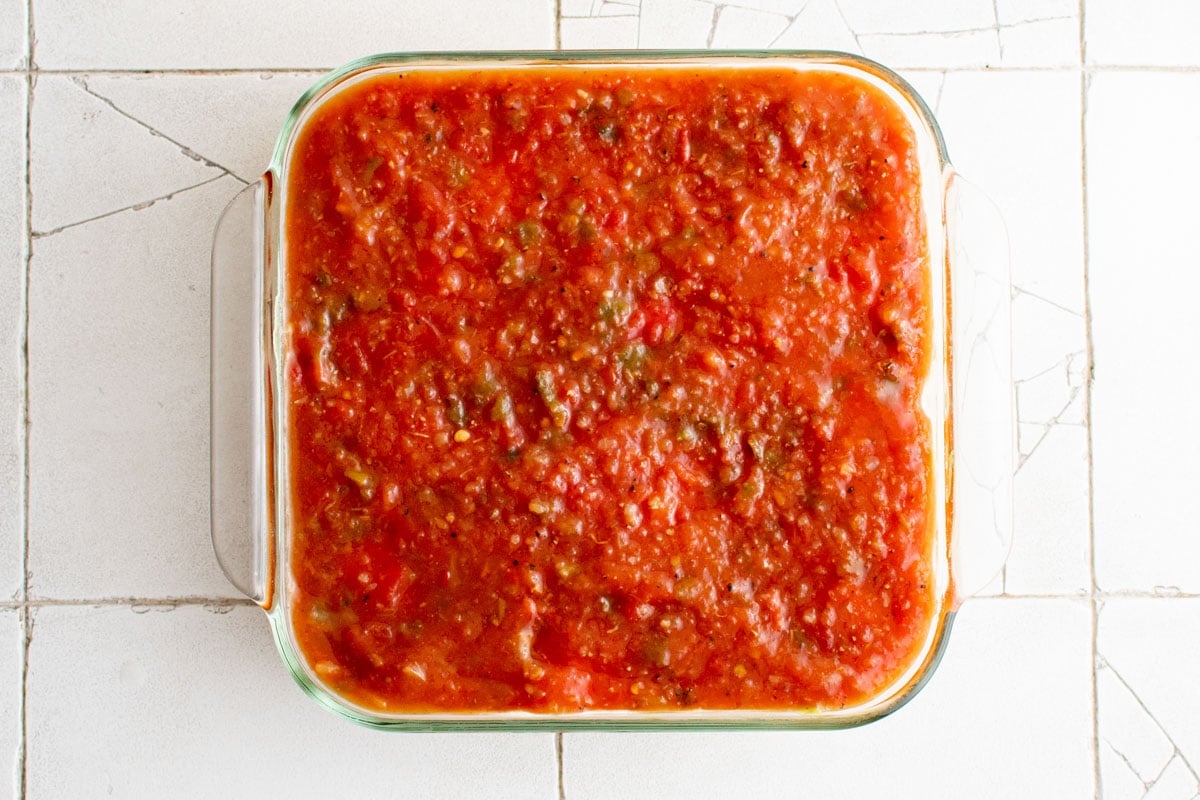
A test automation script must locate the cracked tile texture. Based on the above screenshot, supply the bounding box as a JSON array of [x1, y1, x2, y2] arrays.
[[0, 0, 1193, 797]]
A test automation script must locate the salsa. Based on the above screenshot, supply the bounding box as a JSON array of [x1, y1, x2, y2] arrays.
[[284, 67, 935, 713]]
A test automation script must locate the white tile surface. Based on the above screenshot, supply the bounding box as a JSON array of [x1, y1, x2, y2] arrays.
[[564, 599, 1094, 799], [621, 0, 1078, 68], [996, 0, 1079, 67], [709, 6, 790, 48], [638, 0, 716, 48], [1100, 740, 1157, 800], [631, 0, 1077, 67], [937, 71, 1085, 314], [30, 76, 223, 234], [897, 70, 946, 115], [0, 75, 23, 603], [1016, 348, 1086, 429], [997, 0, 1076, 24], [28, 174, 241, 599], [1097, 665, 1176, 797], [770, 0, 862, 53], [0, 0, 25, 70], [591, 1, 641, 17], [1097, 599, 1200, 798], [35, 0, 556, 70], [837, 0, 996, 34], [1010, 423, 1090, 595], [935, 71, 1089, 598], [561, 15, 641, 49], [6, 0, 1199, 795], [561, 0, 597, 16], [78, 73, 322, 184], [997, 16, 1079, 68], [1086, 0, 1200, 67], [0, 609, 20, 800], [710, 0, 803, 15], [1009, 291, 1086, 387], [25, 605, 558, 799], [840, 0, 1077, 69], [1088, 72, 1200, 594], [859, 29, 1000, 70], [1143, 760, 1200, 800]]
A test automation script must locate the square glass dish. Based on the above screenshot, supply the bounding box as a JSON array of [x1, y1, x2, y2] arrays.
[[211, 51, 1013, 730]]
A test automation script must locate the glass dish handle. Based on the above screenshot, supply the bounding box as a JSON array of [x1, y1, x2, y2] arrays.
[[945, 173, 1014, 605], [210, 178, 275, 608]]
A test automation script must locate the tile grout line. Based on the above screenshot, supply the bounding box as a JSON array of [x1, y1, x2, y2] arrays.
[[19, 0, 34, 794], [1077, 3, 1102, 800], [555, 0, 563, 50], [0, 68, 331, 76], [4, 65, 1200, 76], [556, 732, 565, 800]]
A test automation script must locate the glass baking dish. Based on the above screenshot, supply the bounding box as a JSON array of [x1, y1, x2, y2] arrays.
[[210, 50, 1013, 730]]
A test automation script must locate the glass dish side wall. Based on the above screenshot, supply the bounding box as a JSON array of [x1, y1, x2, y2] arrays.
[[205, 50, 1010, 730]]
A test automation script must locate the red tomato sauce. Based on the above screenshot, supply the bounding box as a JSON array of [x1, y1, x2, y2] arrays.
[[284, 67, 936, 713]]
